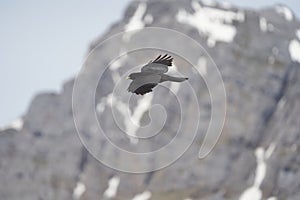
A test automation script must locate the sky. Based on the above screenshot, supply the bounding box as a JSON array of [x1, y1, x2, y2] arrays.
[[0, 0, 299, 125]]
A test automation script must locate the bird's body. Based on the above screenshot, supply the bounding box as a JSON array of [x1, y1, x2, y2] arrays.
[[141, 63, 168, 74], [127, 54, 188, 95]]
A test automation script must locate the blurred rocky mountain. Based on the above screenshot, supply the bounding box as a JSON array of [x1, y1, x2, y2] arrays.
[[1, 0, 300, 199]]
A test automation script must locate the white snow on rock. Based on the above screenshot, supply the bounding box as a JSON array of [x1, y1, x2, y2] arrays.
[[207, 37, 216, 48], [259, 17, 274, 33], [103, 176, 120, 199], [289, 39, 300, 63], [0, 118, 23, 132], [176, 1, 244, 47], [96, 92, 153, 144], [201, 0, 216, 7], [97, 93, 128, 116], [111, 67, 121, 85], [97, 93, 134, 143], [275, 5, 293, 21], [220, 1, 232, 9], [144, 14, 153, 24], [265, 142, 276, 159], [72, 182, 86, 200], [239, 144, 277, 200], [240, 187, 262, 200], [296, 29, 300, 40], [108, 94, 129, 117], [259, 17, 267, 32], [126, 93, 153, 144], [96, 98, 107, 113], [132, 191, 152, 200], [278, 97, 286, 110], [109, 50, 128, 84], [253, 148, 266, 187], [197, 56, 207, 76], [110, 50, 128, 71], [124, 3, 147, 42]]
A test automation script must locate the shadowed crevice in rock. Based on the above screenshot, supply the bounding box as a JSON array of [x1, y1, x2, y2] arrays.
[[254, 62, 296, 146], [78, 147, 89, 173], [144, 171, 155, 186]]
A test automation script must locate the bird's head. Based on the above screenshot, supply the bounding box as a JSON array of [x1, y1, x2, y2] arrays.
[[126, 73, 140, 80]]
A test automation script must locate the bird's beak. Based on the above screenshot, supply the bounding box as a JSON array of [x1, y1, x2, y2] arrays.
[[126, 76, 130, 80]]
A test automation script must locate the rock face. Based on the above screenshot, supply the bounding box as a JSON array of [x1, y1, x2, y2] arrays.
[[1, 0, 300, 199]]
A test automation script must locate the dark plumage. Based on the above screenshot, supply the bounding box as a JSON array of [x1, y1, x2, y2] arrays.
[[134, 83, 157, 95], [127, 54, 188, 95]]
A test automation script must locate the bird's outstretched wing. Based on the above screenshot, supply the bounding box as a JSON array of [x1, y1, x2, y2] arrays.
[[151, 54, 173, 66], [127, 73, 161, 95], [141, 54, 173, 74], [131, 83, 157, 95]]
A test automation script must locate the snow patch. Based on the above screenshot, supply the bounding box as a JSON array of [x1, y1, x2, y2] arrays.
[[108, 94, 129, 119], [144, 14, 153, 24], [103, 176, 120, 199], [176, 1, 244, 47], [97, 92, 153, 144], [296, 29, 300, 40], [72, 182, 86, 200], [259, 17, 274, 33], [259, 17, 267, 32], [239, 187, 262, 200], [239, 144, 277, 200], [201, 0, 216, 6], [207, 38, 216, 47], [239, 148, 265, 200], [0, 118, 23, 132], [275, 5, 293, 21], [96, 98, 107, 113], [289, 39, 300, 63], [220, 1, 232, 9], [126, 93, 153, 144], [110, 51, 128, 84], [97, 93, 129, 117], [253, 148, 266, 187], [124, 3, 147, 42], [111, 71, 121, 85], [265, 142, 276, 159], [110, 51, 128, 71], [197, 57, 207, 76], [132, 191, 152, 200]]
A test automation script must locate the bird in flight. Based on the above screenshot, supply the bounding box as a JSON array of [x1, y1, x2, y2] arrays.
[[127, 54, 188, 95]]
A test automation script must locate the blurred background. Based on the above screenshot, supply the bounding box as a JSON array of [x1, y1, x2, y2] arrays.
[[1, 0, 300, 200], [0, 0, 299, 125]]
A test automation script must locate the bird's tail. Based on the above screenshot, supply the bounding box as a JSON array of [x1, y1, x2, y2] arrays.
[[161, 74, 188, 82]]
